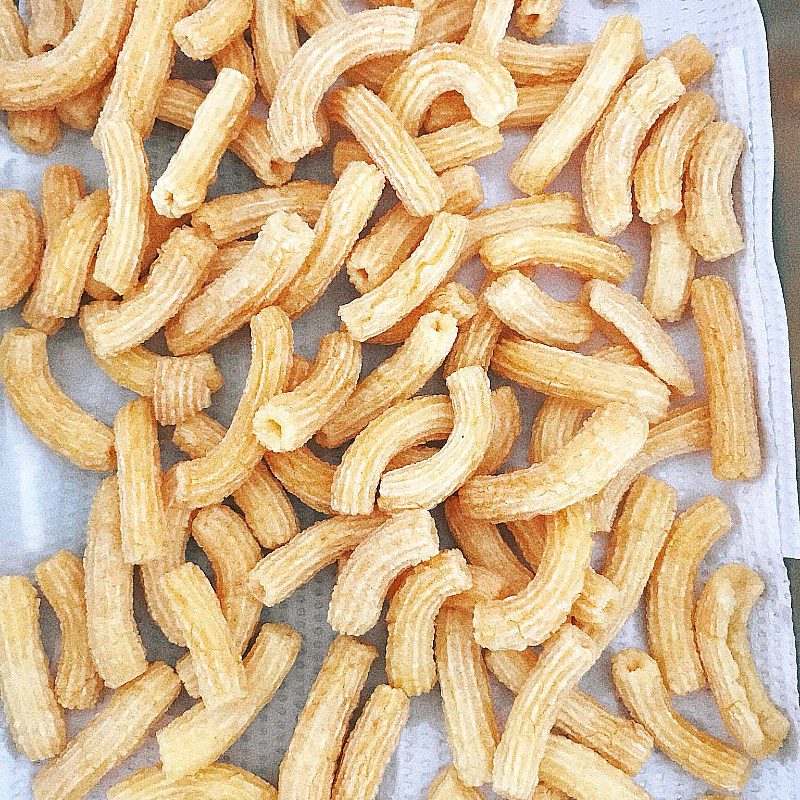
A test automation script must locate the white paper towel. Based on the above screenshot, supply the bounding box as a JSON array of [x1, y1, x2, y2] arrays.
[[0, 0, 799, 798]]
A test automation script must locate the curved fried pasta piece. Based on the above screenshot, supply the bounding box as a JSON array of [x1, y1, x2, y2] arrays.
[[379, 366, 491, 512], [473, 503, 592, 650], [173, 0, 253, 61], [266, 447, 336, 515], [460, 403, 648, 522], [0, 0, 135, 111], [331, 684, 411, 800], [497, 37, 589, 85], [634, 92, 717, 225], [248, 515, 385, 606], [582, 57, 684, 238], [462, 0, 513, 57], [318, 312, 458, 448], [268, 7, 420, 161], [173, 307, 292, 508], [493, 624, 596, 799], [644, 212, 697, 323], [56, 81, 107, 133], [0, 190, 43, 310], [510, 15, 643, 195], [485, 270, 594, 349], [612, 649, 749, 791], [476, 385, 520, 476], [328, 510, 439, 636], [646, 495, 732, 695], [152, 356, 222, 425], [443, 564, 507, 612], [695, 563, 790, 760], [380, 43, 516, 135], [427, 766, 483, 800], [443, 287, 504, 377], [84, 477, 148, 688], [252, 0, 298, 101], [480, 225, 634, 285], [657, 34, 715, 86], [684, 121, 745, 262], [40, 164, 85, 240], [386, 550, 471, 695], [0, 328, 115, 472], [514, 0, 561, 38]]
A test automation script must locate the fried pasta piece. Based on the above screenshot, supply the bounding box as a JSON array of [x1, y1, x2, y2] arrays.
[[427, 766, 483, 800], [691, 276, 761, 480], [510, 15, 643, 194], [443, 289, 504, 377], [462, 0, 514, 57], [152, 356, 221, 425], [278, 636, 376, 800], [35, 552, 102, 710], [514, 0, 562, 38], [0, 576, 65, 761], [33, 663, 181, 800], [266, 447, 336, 515], [0, 328, 115, 471], [328, 510, 439, 636], [497, 37, 590, 85], [657, 34, 715, 85], [7, 108, 61, 155], [173, 0, 253, 61], [695, 563, 790, 760], [55, 81, 107, 132], [252, 0, 298, 101], [612, 649, 749, 792], [157, 623, 301, 779], [646, 495, 732, 695], [0, 190, 43, 310], [268, 7, 420, 161]]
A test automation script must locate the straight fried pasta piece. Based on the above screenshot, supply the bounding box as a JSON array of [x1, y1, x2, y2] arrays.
[[152, 68, 255, 218], [644, 213, 697, 323], [695, 564, 790, 760], [173, 307, 292, 507], [278, 636, 376, 800], [646, 495, 732, 695], [32, 663, 182, 800], [331, 684, 410, 800], [252, 0, 298, 101], [35, 552, 102, 710], [511, 15, 643, 195], [612, 649, 749, 791], [266, 447, 336, 515], [443, 289, 504, 377], [158, 623, 301, 778], [0, 190, 43, 310], [427, 766, 483, 800], [40, 165, 85, 240], [328, 510, 439, 635], [0, 576, 65, 760], [0, 328, 115, 472], [657, 34, 715, 86], [691, 276, 761, 480], [436, 607, 499, 787], [173, 0, 253, 61], [462, 0, 514, 57]]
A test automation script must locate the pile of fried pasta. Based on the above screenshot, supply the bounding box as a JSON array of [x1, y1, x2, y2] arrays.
[[0, 0, 790, 799]]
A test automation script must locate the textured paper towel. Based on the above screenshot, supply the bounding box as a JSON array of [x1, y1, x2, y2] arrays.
[[1, 0, 799, 798]]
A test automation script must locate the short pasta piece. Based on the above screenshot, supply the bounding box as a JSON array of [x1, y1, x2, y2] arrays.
[[514, 0, 562, 38], [266, 446, 336, 515], [0, 190, 43, 311], [173, 0, 253, 61], [443, 288, 504, 377], [427, 766, 483, 800]]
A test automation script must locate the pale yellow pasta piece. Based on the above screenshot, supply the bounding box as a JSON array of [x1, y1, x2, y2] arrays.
[[657, 34, 715, 86], [695, 563, 790, 760], [152, 68, 255, 218], [643, 212, 697, 323], [380, 43, 516, 135], [471, 503, 591, 650], [486, 647, 653, 775], [173, 0, 253, 60], [152, 355, 221, 425], [318, 312, 458, 448], [156, 80, 294, 186], [268, 7, 419, 161], [498, 37, 589, 85], [427, 766, 483, 800], [442, 564, 507, 612], [492, 336, 670, 422], [252, 0, 298, 101], [328, 510, 439, 635], [480, 226, 634, 285], [684, 122, 745, 262], [214, 33, 258, 85], [55, 80, 107, 132], [386, 550, 471, 695], [33, 663, 181, 800], [162, 562, 246, 707], [443, 288, 504, 378], [0, 328, 115, 471], [8, 109, 60, 155], [266, 447, 336, 515], [514, 0, 561, 38], [612, 649, 749, 791], [173, 306, 292, 507], [40, 165, 85, 240], [166, 212, 314, 354], [493, 624, 596, 799], [460, 402, 648, 523], [485, 270, 594, 349], [27, 0, 70, 53], [339, 212, 467, 341], [328, 85, 445, 217], [35, 552, 102, 710], [331, 684, 410, 800], [634, 92, 717, 225], [0, 190, 42, 310], [378, 366, 491, 511], [158, 623, 300, 778], [435, 607, 499, 787], [173, 412, 299, 549], [462, 0, 513, 57], [691, 276, 761, 480], [582, 57, 684, 238], [277, 162, 385, 318], [92, 116, 149, 296], [511, 15, 643, 195], [0, 575, 65, 760], [583, 279, 694, 395], [109, 763, 277, 800], [646, 495, 731, 695]]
